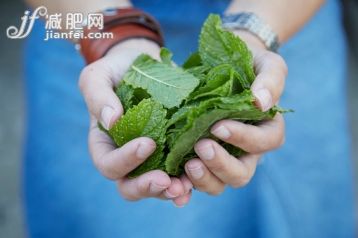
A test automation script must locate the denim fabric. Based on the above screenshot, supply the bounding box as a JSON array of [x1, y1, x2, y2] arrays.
[[23, 0, 355, 237]]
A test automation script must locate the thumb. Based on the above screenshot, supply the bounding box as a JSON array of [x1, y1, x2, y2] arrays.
[[251, 51, 287, 112], [79, 59, 123, 130]]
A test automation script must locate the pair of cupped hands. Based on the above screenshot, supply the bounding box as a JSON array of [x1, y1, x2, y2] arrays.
[[79, 32, 287, 207]]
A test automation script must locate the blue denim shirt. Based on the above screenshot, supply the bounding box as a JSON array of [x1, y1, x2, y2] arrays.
[[23, 0, 355, 237]]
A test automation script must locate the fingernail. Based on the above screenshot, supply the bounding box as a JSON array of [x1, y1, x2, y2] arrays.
[[253, 88, 272, 112], [211, 125, 231, 139], [187, 165, 204, 180], [136, 142, 154, 160], [150, 182, 167, 194], [164, 189, 177, 198], [101, 106, 115, 130], [196, 143, 214, 160]]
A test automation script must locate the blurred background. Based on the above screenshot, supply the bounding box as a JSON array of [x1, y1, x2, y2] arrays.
[[0, 0, 357, 237]]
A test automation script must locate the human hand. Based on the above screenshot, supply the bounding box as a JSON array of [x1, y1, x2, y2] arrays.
[[79, 39, 192, 206], [185, 32, 287, 195]]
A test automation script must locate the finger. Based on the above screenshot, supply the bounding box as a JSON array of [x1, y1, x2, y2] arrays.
[[172, 191, 192, 208], [185, 159, 225, 195], [179, 174, 194, 194], [79, 59, 123, 130], [117, 170, 171, 201], [161, 177, 185, 199], [210, 113, 285, 153], [89, 119, 156, 180], [251, 51, 287, 111], [171, 175, 193, 207], [194, 139, 260, 188], [156, 176, 189, 200]]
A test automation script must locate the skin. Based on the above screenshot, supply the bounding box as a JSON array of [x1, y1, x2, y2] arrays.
[[27, 0, 325, 207]]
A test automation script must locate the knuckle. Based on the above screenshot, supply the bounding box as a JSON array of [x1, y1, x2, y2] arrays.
[[260, 136, 279, 151], [244, 132, 267, 153], [258, 141, 270, 152], [117, 186, 139, 201], [230, 176, 251, 188], [121, 156, 137, 172], [193, 180, 218, 194], [192, 172, 226, 195], [95, 157, 121, 181], [207, 186, 225, 196], [208, 161, 227, 174], [230, 164, 255, 188], [101, 168, 121, 181], [230, 133, 245, 147], [136, 178, 150, 197], [192, 180, 207, 191]]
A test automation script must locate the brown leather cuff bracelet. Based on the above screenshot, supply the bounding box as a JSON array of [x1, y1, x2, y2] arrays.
[[79, 8, 164, 64]]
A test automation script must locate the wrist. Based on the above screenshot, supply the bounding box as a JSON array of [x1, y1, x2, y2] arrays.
[[79, 7, 164, 64], [232, 30, 266, 51], [222, 12, 280, 52], [106, 38, 161, 59]]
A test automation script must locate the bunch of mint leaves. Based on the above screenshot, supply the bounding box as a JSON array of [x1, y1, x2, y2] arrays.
[[102, 14, 287, 177]]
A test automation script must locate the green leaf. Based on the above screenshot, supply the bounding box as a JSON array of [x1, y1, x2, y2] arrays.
[[116, 81, 150, 112], [165, 90, 280, 175], [108, 98, 168, 177], [123, 54, 200, 109], [198, 14, 255, 86], [116, 82, 134, 112], [182, 52, 202, 69], [187, 64, 239, 101], [185, 65, 211, 84], [106, 14, 292, 178], [160, 47, 173, 65], [166, 105, 193, 130]]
